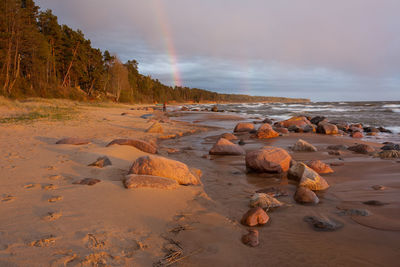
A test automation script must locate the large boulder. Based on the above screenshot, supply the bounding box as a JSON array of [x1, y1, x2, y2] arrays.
[[124, 174, 179, 189], [294, 187, 319, 204], [310, 116, 326, 125], [381, 143, 400, 151], [128, 155, 200, 185], [220, 133, 238, 141], [241, 207, 269, 226], [209, 138, 245, 155], [317, 122, 339, 135], [256, 123, 279, 139], [56, 138, 90, 145], [234, 122, 255, 132], [146, 122, 164, 133], [106, 139, 157, 154], [376, 150, 400, 159], [292, 139, 317, 152], [245, 146, 292, 173], [288, 162, 329, 191], [276, 116, 312, 128], [348, 144, 375, 154], [307, 160, 334, 174]]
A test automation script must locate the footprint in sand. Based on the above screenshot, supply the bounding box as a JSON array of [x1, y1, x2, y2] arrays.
[[24, 183, 40, 189], [48, 196, 63, 203], [30, 235, 57, 247], [42, 184, 57, 190], [1, 194, 16, 202], [48, 175, 62, 181], [42, 211, 62, 221]]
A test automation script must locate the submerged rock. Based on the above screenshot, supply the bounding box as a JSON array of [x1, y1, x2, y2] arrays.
[[124, 174, 179, 189], [294, 187, 319, 204], [348, 144, 375, 154], [327, 144, 348, 151], [234, 122, 255, 132], [336, 208, 371, 216], [209, 138, 245, 155], [249, 193, 283, 210], [242, 229, 259, 247], [106, 139, 158, 154], [246, 146, 292, 173], [241, 207, 269, 226], [304, 215, 344, 231], [292, 139, 317, 152], [362, 200, 388, 206], [56, 138, 90, 145], [288, 162, 329, 191], [307, 160, 334, 174], [88, 156, 112, 168], [129, 155, 200, 185], [255, 187, 288, 197]]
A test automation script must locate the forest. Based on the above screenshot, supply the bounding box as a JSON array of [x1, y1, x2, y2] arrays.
[[0, 0, 308, 103]]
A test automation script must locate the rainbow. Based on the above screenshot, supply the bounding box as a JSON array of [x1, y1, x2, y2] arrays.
[[153, 0, 182, 87]]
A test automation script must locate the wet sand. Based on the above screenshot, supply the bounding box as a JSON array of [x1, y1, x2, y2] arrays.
[[0, 105, 399, 266]]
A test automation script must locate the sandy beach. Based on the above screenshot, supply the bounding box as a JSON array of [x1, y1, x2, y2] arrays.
[[0, 100, 399, 266]]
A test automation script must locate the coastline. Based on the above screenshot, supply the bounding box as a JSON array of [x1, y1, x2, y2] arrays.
[[0, 103, 399, 266]]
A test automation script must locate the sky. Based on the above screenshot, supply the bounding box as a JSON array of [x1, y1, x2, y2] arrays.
[[36, 0, 400, 101]]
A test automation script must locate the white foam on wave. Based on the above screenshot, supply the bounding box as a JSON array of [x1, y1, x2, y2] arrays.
[[386, 126, 400, 134], [270, 114, 292, 121], [383, 104, 400, 108], [391, 108, 400, 113]]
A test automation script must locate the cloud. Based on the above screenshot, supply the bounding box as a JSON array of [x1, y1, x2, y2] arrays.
[[36, 0, 400, 100]]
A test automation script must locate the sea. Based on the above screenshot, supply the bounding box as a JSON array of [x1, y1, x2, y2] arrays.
[[178, 101, 400, 143]]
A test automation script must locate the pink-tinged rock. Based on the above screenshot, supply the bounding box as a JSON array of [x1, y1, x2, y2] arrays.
[[220, 133, 238, 140], [241, 207, 269, 226], [292, 139, 317, 152], [256, 124, 280, 139], [307, 160, 334, 174], [294, 187, 319, 204], [276, 116, 312, 128], [234, 122, 255, 132], [128, 155, 200, 185], [56, 138, 90, 145], [209, 138, 245, 155], [288, 162, 329, 191], [351, 131, 363, 138], [317, 122, 339, 135], [245, 146, 292, 173], [106, 139, 157, 154], [242, 229, 259, 247], [124, 174, 179, 189], [348, 144, 375, 154]]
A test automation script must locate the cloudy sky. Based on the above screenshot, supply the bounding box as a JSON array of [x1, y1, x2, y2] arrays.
[[36, 0, 400, 101]]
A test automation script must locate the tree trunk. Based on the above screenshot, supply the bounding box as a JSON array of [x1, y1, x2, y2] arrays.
[[62, 42, 79, 87]]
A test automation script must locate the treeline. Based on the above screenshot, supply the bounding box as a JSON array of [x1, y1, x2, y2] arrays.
[[0, 0, 309, 103]]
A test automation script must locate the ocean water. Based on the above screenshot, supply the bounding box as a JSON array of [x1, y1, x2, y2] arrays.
[[180, 101, 400, 142]]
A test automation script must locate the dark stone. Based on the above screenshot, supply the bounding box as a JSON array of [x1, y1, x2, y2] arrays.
[[378, 127, 392, 133], [238, 139, 246, 146], [381, 143, 400, 151], [363, 127, 380, 133], [337, 208, 371, 216], [211, 105, 218, 112], [262, 118, 273, 124], [73, 178, 101, 186], [348, 144, 375, 154], [303, 124, 315, 133], [303, 216, 344, 231], [88, 156, 112, 168], [310, 116, 326, 125], [140, 114, 154, 119], [288, 125, 301, 132], [362, 200, 388, 206]]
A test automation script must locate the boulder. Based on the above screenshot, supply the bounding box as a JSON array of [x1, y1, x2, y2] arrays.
[[220, 133, 238, 141], [310, 116, 326, 125], [274, 127, 289, 134], [351, 131, 363, 138], [234, 122, 255, 132], [256, 123, 279, 139], [307, 160, 334, 174], [249, 193, 283, 210], [277, 116, 312, 128], [56, 138, 90, 145], [317, 122, 339, 135], [241, 207, 269, 226], [348, 144, 375, 154], [245, 146, 292, 173], [381, 143, 400, 151], [128, 155, 200, 185], [294, 187, 319, 204], [106, 139, 157, 154], [242, 229, 259, 247], [262, 118, 273, 124], [292, 139, 317, 152], [209, 138, 245, 155], [288, 162, 329, 191], [376, 150, 400, 159], [88, 156, 112, 168], [124, 174, 179, 189], [146, 122, 164, 133]]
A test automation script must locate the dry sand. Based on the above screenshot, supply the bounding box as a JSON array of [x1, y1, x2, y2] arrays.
[[0, 101, 399, 266]]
